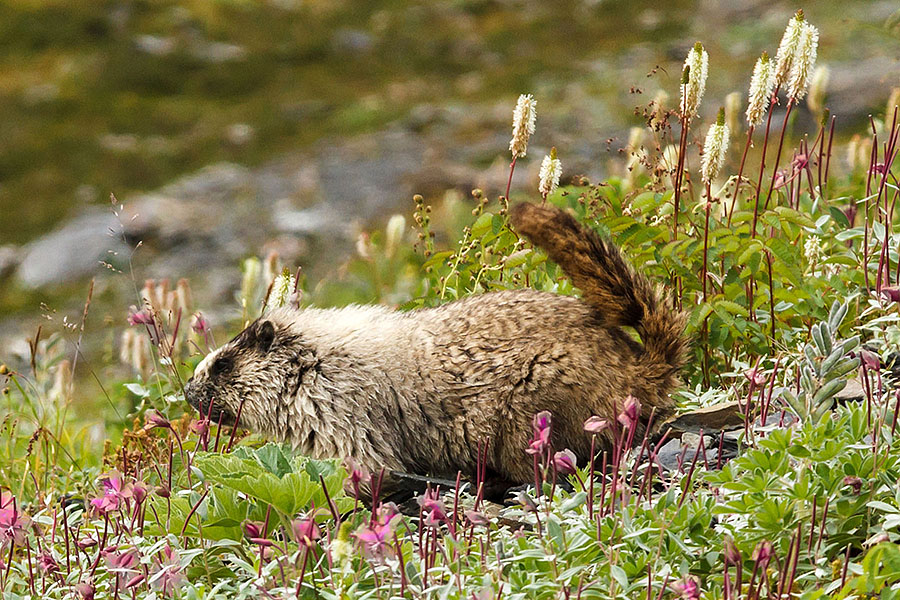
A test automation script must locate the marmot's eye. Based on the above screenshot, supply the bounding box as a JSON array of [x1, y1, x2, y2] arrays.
[[210, 356, 233, 377]]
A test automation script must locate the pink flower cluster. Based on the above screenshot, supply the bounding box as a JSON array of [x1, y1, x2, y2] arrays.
[[90, 472, 148, 515]]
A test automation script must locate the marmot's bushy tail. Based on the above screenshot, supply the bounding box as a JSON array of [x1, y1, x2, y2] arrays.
[[510, 203, 686, 376]]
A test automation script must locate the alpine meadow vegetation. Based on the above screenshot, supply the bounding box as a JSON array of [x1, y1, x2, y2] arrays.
[[6, 9, 900, 599]]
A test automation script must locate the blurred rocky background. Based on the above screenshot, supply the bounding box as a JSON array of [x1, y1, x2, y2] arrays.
[[1, 0, 898, 373]]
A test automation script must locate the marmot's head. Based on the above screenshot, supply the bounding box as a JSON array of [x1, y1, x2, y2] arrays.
[[184, 314, 316, 434]]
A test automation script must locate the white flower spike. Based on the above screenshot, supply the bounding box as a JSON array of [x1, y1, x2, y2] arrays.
[[509, 94, 537, 159]]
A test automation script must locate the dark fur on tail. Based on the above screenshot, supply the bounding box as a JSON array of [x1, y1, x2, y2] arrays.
[[510, 202, 687, 378]]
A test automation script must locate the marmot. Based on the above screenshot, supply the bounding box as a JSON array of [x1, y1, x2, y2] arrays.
[[185, 203, 686, 484]]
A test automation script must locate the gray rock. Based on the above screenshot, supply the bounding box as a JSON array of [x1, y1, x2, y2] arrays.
[[16, 212, 127, 288], [656, 438, 685, 472]]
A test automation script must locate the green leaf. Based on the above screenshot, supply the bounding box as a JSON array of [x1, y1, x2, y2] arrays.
[[471, 212, 494, 237], [255, 443, 293, 477], [773, 206, 816, 228], [610, 565, 629, 590], [829, 206, 850, 228]]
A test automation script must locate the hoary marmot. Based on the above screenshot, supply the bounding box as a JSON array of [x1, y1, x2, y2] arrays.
[[185, 203, 686, 484]]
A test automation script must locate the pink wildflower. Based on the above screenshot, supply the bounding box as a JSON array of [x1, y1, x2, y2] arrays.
[[672, 575, 701, 600], [0, 491, 30, 547], [127, 307, 154, 326], [189, 418, 210, 436], [465, 510, 489, 527], [882, 286, 900, 303], [583, 416, 609, 434], [243, 520, 272, 546], [752, 540, 774, 565], [859, 349, 880, 371], [526, 410, 552, 455], [91, 471, 135, 514], [417, 488, 449, 527], [102, 547, 140, 589], [617, 395, 641, 430], [772, 169, 788, 190], [144, 410, 170, 431], [355, 503, 400, 558], [151, 545, 185, 597], [744, 367, 767, 387], [191, 313, 210, 336], [291, 516, 321, 548], [553, 449, 577, 475], [75, 580, 95, 600], [38, 551, 60, 576]]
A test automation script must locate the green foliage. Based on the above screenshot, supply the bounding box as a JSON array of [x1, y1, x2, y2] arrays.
[[194, 443, 350, 519]]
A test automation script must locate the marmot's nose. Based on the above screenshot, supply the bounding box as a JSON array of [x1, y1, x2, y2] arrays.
[[183, 378, 198, 408]]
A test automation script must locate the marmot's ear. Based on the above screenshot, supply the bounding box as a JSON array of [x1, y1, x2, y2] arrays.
[[255, 320, 276, 352]]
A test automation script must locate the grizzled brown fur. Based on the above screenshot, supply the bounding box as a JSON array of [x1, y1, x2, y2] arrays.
[[185, 203, 687, 484]]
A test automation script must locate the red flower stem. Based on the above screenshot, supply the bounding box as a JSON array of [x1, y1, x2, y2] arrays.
[[675, 437, 703, 510], [225, 398, 247, 453], [863, 133, 878, 290], [180, 489, 209, 536], [752, 88, 780, 238], [505, 156, 518, 200], [599, 451, 608, 518], [763, 97, 795, 211], [587, 435, 595, 520], [767, 250, 776, 353], [824, 116, 836, 189], [875, 110, 900, 290], [728, 125, 754, 227], [673, 115, 690, 240], [294, 546, 309, 597]]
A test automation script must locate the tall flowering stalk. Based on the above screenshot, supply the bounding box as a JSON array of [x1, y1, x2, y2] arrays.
[[764, 14, 819, 212], [729, 52, 774, 225], [673, 42, 709, 239], [701, 108, 728, 382], [749, 11, 809, 235], [506, 94, 537, 199]]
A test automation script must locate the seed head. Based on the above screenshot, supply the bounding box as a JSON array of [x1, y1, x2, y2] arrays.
[[774, 10, 805, 88], [701, 108, 730, 184], [680, 42, 708, 120], [509, 94, 537, 159], [787, 22, 819, 100], [538, 147, 562, 199], [746, 52, 775, 127]]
